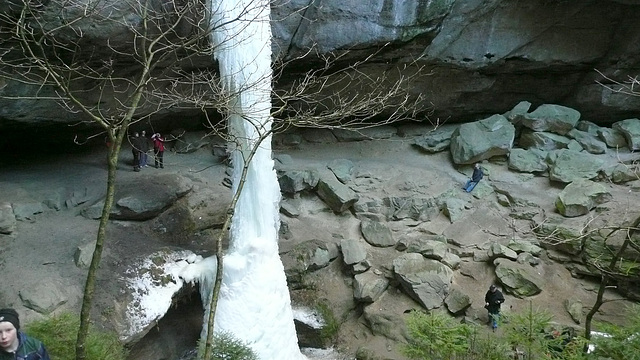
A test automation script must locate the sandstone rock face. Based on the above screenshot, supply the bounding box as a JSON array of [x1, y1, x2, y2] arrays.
[[316, 174, 359, 213], [353, 271, 389, 303], [521, 105, 581, 135], [83, 173, 193, 221], [0, 202, 16, 234], [449, 114, 515, 164], [548, 149, 605, 183], [3, 0, 640, 142], [508, 148, 548, 173], [555, 179, 612, 217], [494, 258, 543, 298], [613, 118, 640, 150], [393, 253, 453, 309]]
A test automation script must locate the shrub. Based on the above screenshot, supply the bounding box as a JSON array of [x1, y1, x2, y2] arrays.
[[25, 312, 127, 360], [198, 332, 258, 360], [402, 310, 472, 360], [467, 329, 511, 360], [589, 304, 640, 360], [504, 302, 588, 360]]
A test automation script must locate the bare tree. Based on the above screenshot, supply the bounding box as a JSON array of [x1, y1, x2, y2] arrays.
[[595, 69, 640, 98], [0, 0, 430, 358], [0, 1, 225, 358], [535, 212, 640, 351]]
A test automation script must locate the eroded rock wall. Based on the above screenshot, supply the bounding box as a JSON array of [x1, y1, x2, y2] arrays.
[[1, 0, 640, 138]]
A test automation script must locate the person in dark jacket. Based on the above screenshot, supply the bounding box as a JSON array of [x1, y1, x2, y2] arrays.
[[139, 130, 150, 168], [130, 132, 142, 172], [463, 163, 484, 192], [0, 308, 50, 360], [485, 284, 505, 330]]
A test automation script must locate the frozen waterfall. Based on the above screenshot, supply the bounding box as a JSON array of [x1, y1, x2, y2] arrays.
[[202, 0, 305, 358]]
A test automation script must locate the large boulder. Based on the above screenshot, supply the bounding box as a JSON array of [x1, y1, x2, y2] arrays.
[[0, 202, 16, 234], [449, 114, 516, 164], [412, 126, 457, 153], [494, 259, 544, 298], [597, 127, 627, 149], [566, 129, 607, 154], [340, 239, 368, 265], [555, 179, 612, 217], [327, 159, 355, 184], [282, 240, 338, 287], [83, 173, 193, 221], [612, 118, 640, 150], [361, 219, 395, 247], [519, 130, 571, 151], [534, 215, 586, 255], [521, 104, 581, 135], [548, 149, 605, 183], [316, 174, 359, 213], [608, 163, 639, 184], [508, 238, 543, 257], [12, 202, 45, 221], [404, 238, 449, 261], [503, 101, 532, 126], [19, 279, 68, 315], [383, 196, 443, 221], [444, 287, 472, 315], [353, 271, 389, 303], [508, 148, 548, 173], [278, 169, 320, 194], [393, 253, 453, 310]]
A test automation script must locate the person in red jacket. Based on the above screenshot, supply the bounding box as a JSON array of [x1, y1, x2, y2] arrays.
[[151, 133, 165, 169]]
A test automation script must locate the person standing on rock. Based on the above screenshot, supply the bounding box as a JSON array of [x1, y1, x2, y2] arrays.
[[463, 163, 484, 192], [152, 133, 165, 169], [485, 284, 505, 331], [0, 308, 51, 360]]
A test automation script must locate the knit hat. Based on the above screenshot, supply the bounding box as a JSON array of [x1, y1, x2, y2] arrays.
[[0, 308, 20, 330]]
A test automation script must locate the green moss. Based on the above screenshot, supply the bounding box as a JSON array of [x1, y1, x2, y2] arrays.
[[316, 301, 340, 343], [25, 312, 127, 360]]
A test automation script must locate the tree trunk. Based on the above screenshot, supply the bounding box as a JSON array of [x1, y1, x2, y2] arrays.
[[75, 136, 120, 360]]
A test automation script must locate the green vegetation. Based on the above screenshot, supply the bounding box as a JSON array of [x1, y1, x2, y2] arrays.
[[25, 312, 127, 360], [198, 332, 258, 360], [402, 310, 472, 359], [316, 301, 340, 342], [402, 305, 640, 360], [587, 304, 640, 360]]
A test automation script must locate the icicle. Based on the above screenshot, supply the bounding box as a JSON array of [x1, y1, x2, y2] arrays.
[[203, 0, 306, 358]]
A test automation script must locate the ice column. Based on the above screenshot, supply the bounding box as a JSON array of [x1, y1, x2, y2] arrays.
[[208, 0, 305, 359]]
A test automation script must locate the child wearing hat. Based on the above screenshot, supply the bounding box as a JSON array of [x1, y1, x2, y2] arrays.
[[0, 308, 50, 359]]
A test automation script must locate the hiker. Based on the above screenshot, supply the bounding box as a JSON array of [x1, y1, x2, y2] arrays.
[[0, 308, 51, 360], [130, 132, 142, 172], [485, 284, 505, 330], [139, 130, 150, 168], [463, 163, 484, 192], [151, 133, 165, 169]]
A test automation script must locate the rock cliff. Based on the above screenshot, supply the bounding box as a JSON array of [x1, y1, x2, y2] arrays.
[[2, 0, 640, 147]]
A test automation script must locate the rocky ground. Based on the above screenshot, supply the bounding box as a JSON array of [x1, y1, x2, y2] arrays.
[[0, 125, 639, 360]]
